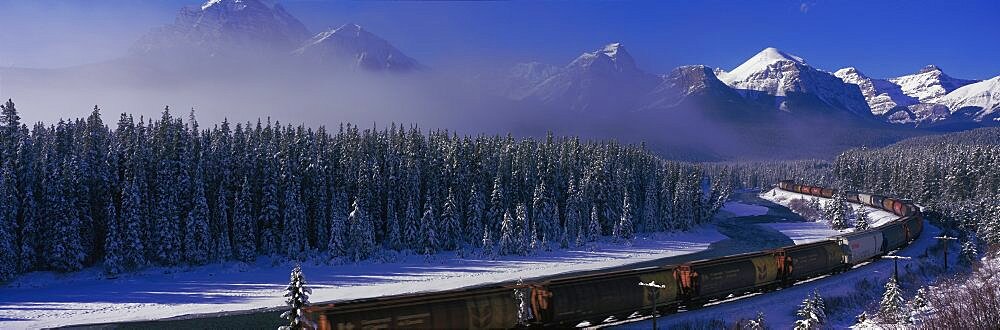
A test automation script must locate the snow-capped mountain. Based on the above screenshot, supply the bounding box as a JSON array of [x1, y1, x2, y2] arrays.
[[935, 76, 1000, 122], [131, 0, 310, 57], [522, 43, 659, 111], [889, 65, 978, 103], [833, 67, 917, 117], [293, 23, 422, 72], [717, 48, 872, 117], [642, 65, 744, 110]]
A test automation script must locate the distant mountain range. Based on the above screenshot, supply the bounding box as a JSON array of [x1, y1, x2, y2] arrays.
[[492, 44, 999, 128], [131, 0, 422, 72]]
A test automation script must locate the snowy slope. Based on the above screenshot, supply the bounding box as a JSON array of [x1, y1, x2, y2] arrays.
[[131, 0, 310, 57], [889, 65, 978, 103], [718, 48, 872, 117], [935, 76, 1000, 122], [292, 23, 422, 72], [834, 67, 918, 117], [523, 43, 660, 111], [481, 62, 561, 99], [642, 65, 745, 110]]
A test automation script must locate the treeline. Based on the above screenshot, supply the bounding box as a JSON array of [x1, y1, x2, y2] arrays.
[[834, 140, 1000, 245], [0, 100, 730, 281], [702, 160, 834, 190]]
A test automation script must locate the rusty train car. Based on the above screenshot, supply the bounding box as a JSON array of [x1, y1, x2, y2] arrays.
[[306, 181, 923, 329]]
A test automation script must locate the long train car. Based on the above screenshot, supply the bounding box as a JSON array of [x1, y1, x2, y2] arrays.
[[530, 266, 679, 326], [307, 285, 521, 329], [779, 240, 845, 281], [306, 181, 923, 329], [675, 251, 781, 304]]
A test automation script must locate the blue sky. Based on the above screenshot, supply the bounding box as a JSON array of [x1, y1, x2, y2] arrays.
[[1, 0, 998, 79]]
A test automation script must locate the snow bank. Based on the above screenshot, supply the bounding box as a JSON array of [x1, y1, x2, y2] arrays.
[[760, 188, 898, 227], [720, 201, 769, 217], [0, 227, 726, 329]]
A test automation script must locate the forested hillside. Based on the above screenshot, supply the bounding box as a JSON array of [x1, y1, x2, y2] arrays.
[[0, 100, 730, 281]]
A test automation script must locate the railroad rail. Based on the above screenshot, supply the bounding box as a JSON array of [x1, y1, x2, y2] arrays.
[[304, 181, 923, 329]]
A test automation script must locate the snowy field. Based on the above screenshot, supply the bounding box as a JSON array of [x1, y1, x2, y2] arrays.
[[0, 226, 729, 329], [758, 188, 899, 244]]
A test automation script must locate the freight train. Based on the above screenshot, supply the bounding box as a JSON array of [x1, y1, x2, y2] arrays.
[[304, 181, 923, 329]]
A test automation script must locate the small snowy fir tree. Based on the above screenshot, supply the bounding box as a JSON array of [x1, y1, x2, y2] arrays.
[[616, 191, 635, 242], [499, 210, 517, 255], [743, 311, 766, 330], [349, 197, 375, 261], [879, 276, 906, 324], [826, 190, 848, 230], [794, 290, 826, 330], [855, 210, 871, 231], [279, 264, 316, 330], [907, 287, 929, 324], [959, 238, 978, 266], [421, 196, 438, 256], [481, 227, 494, 257]]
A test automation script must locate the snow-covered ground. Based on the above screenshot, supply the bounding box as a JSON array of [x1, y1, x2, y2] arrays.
[[1, 226, 731, 329], [760, 187, 899, 226]]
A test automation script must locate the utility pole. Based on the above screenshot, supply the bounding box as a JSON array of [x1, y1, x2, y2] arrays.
[[883, 255, 911, 281], [639, 281, 667, 330], [934, 235, 957, 271]]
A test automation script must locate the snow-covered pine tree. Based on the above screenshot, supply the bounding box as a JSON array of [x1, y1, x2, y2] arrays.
[[959, 238, 978, 266], [499, 210, 517, 256], [441, 189, 461, 250], [793, 291, 825, 330], [348, 195, 375, 261], [642, 178, 658, 233], [0, 160, 18, 281], [385, 196, 403, 252], [184, 160, 212, 265], [120, 177, 146, 271], [531, 182, 555, 244], [403, 193, 420, 251], [283, 180, 308, 260], [744, 311, 766, 330], [327, 191, 348, 259], [421, 196, 438, 256], [259, 170, 281, 256], [587, 205, 601, 242], [214, 186, 233, 261], [102, 199, 124, 276], [47, 157, 86, 272], [232, 177, 256, 262], [907, 287, 928, 324], [279, 264, 316, 330], [616, 190, 634, 242], [466, 188, 486, 246], [879, 276, 906, 324], [855, 210, 871, 231], [827, 189, 848, 230], [516, 203, 530, 255]]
